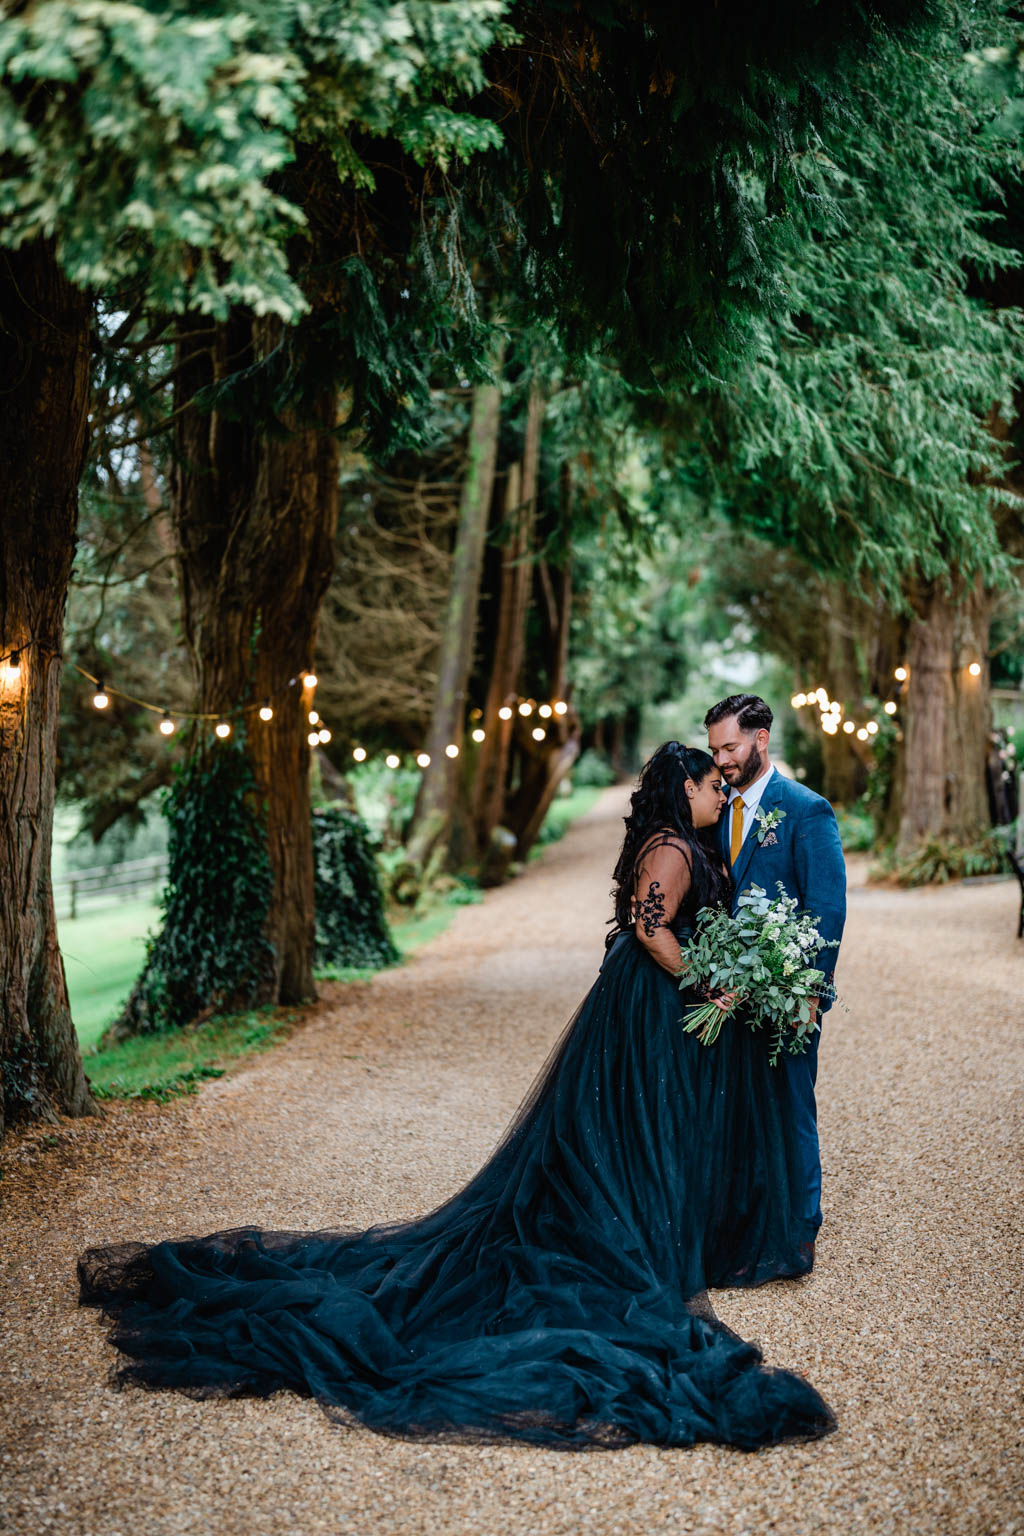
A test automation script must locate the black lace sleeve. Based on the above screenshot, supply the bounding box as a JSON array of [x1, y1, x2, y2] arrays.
[[635, 881, 668, 937]]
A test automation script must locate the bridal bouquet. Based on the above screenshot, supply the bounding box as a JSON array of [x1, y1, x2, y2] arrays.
[[679, 884, 838, 1066]]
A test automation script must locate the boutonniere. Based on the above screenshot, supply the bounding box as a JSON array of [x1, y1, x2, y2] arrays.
[[753, 806, 787, 846]]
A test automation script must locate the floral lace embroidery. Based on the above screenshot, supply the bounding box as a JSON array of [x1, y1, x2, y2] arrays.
[[635, 881, 668, 937]]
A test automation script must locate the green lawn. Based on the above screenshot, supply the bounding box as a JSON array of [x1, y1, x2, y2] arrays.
[[59, 898, 160, 1051]]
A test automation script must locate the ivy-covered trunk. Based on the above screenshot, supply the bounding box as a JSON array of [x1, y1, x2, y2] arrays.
[[112, 311, 341, 1037], [0, 240, 97, 1137], [175, 314, 340, 1005]]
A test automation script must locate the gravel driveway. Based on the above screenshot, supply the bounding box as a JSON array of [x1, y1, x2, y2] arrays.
[[1, 785, 1021, 1536]]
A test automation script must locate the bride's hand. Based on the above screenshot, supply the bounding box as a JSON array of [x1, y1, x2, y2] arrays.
[[711, 989, 740, 1013]]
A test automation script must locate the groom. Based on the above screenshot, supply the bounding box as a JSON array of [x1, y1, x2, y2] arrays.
[[705, 694, 847, 1248]]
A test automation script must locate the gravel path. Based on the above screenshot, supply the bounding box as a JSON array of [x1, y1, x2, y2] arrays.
[[2, 785, 1022, 1536]]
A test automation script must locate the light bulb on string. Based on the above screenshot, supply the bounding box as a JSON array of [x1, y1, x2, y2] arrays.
[[307, 731, 320, 747], [856, 727, 869, 741], [159, 712, 175, 737], [518, 701, 533, 717], [843, 720, 856, 734], [445, 743, 459, 759], [303, 671, 318, 689], [968, 661, 982, 677], [416, 752, 431, 768], [352, 746, 367, 762], [791, 693, 805, 708], [815, 687, 828, 708], [5, 650, 21, 682], [259, 701, 273, 722], [385, 754, 400, 769], [215, 721, 231, 739], [538, 704, 552, 719], [883, 701, 897, 716], [308, 710, 319, 725], [866, 721, 879, 736], [894, 666, 908, 682], [318, 728, 332, 744], [531, 726, 546, 742], [471, 728, 486, 744], [93, 681, 109, 710], [498, 706, 513, 721], [553, 701, 568, 716]]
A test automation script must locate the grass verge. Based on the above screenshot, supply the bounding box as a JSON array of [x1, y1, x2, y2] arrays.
[[83, 1008, 295, 1102]]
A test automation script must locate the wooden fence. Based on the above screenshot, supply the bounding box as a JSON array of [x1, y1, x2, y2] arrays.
[[53, 855, 168, 920]]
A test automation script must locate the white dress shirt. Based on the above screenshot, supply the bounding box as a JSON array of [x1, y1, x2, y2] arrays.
[[726, 764, 777, 858]]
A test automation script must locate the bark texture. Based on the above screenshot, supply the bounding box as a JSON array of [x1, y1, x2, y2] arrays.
[[472, 383, 544, 854], [406, 357, 504, 874], [896, 577, 993, 851], [169, 313, 340, 1007], [0, 241, 97, 1138]]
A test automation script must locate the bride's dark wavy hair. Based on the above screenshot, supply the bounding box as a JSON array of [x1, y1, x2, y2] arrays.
[[609, 741, 725, 941]]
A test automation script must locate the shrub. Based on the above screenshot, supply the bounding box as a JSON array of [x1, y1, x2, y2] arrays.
[[313, 804, 399, 969]]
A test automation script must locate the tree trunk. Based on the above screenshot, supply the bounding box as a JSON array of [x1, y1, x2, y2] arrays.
[[472, 382, 544, 853], [947, 576, 995, 841], [896, 577, 992, 851], [0, 241, 97, 1138], [406, 351, 505, 874], [175, 316, 340, 1005]]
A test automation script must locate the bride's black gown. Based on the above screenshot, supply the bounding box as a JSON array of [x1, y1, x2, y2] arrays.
[[79, 840, 833, 1451]]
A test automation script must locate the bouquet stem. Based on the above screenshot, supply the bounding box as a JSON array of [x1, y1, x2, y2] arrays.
[[682, 999, 735, 1047]]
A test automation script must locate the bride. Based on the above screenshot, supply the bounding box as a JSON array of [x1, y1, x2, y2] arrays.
[[79, 741, 834, 1450]]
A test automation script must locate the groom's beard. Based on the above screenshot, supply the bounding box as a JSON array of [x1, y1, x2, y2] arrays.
[[730, 742, 764, 790]]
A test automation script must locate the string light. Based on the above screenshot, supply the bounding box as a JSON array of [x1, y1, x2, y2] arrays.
[[814, 687, 828, 708], [791, 693, 806, 708], [968, 661, 982, 677], [883, 701, 897, 716], [856, 727, 869, 741], [60, 653, 572, 774], [843, 720, 856, 734], [894, 666, 908, 682], [5, 650, 21, 682], [866, 721, 879, 736]]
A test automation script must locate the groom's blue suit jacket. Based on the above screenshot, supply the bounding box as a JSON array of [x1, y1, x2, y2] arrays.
[[719, 768, 847, 1008]]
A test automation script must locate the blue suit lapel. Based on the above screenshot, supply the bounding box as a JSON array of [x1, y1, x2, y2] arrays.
[[730, 770, 785, 894]]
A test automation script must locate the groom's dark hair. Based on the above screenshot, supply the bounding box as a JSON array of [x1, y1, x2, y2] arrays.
[[704, 694, 773, 733]]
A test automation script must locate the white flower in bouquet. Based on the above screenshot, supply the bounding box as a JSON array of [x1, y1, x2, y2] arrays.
[[677, 884, 839, 1066]]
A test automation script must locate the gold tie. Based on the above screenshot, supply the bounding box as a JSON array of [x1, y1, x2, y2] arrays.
[[730, 795, 746, 864]]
